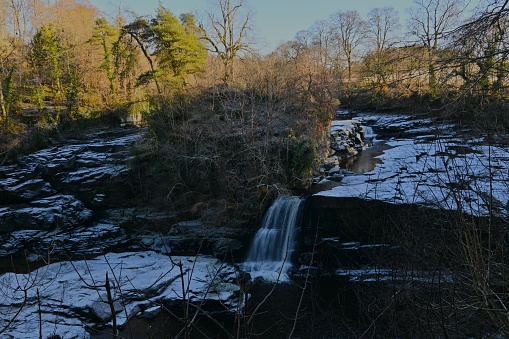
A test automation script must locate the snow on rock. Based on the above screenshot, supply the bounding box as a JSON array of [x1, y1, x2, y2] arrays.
[[316, 114, 509, 217], [0, 127, 143, 214], [319, 119, 371, 182], [0, 222, 128, 260], [0, 252, 240, 339], [330, 119, 365, 155], [0, 194, 93, 232]]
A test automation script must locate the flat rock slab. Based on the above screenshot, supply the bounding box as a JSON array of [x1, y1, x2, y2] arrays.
[[0, 251, 240, 339], [0, 222, 128, 260], [316, 114, 509, 217], [0, 194, 93, 233]]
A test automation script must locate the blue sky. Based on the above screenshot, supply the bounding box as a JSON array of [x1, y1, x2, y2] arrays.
[[89, 0, 415, 52]]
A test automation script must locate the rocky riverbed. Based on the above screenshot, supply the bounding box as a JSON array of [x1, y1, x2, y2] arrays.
[[2, 114, 509, 338], [295, 112, 509, 337], [316, 112, 509, 217], [0, 127, 248, 338]]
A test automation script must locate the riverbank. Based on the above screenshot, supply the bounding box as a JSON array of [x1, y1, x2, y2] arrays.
[[1, 111, 509, 338]]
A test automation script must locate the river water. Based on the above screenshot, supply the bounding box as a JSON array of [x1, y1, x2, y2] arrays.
[[339, 141, 392, 173]]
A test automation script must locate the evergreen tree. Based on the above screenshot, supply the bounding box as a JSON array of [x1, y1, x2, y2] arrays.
[[93, 17, 119, 104], [150, 6, 207, 90], [29, 25, 63, 98]]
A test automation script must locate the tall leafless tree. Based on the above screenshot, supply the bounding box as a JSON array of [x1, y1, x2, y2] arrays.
[[367, 7, 400, 61], [365, 7, 401, 90], [201, 0, 252, 85], [408, 0, 466, 96], [308, 19, 334, 69], [329, 10, 366, 84]]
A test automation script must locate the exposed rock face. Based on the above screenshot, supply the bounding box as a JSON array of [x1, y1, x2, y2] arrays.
[[0, 126, 248, 268], [0, 128, 142, 234], [290, 114, 509, 339], [0, 128, 148, 272], [21, 130, 143, 208], [0, 126, 252, 338], [317, 119, 374, 183], [0, 194, 93, 232]]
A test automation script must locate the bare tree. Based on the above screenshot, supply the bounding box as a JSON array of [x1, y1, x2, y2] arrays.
[[0, 0, 30, 121], [329, 10, 366, 84], [408, 0, 466, 96], [367, 7, 401, 62], [308, 20, 334, 69], [201, 0, 252, 85], [364, 7, 401, 91], [450, 0, 509, 94], [2, 0, 35, 43]]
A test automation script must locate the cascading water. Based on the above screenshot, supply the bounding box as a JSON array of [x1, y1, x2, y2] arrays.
[[363, 125, 375, 139], [243, 195, 305, 280]]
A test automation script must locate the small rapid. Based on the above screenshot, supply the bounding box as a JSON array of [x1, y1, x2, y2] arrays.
[[363, 126, 375, 139]]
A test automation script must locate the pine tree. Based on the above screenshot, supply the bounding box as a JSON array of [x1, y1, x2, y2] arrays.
[[150, 6, 207, 90], [29, 25, 63, 98], [93, 18, 119, 104]]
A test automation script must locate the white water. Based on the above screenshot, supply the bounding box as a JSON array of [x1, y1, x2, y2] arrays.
[[363, 126, 375, 139], [243, 196, 305, 281]]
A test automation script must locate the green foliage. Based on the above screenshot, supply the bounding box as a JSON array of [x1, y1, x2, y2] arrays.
[[289, 139, 316, 177], [28, 25, 87, 119], [2, 66, 19, 115], [93, 18, 120, 104], [29, 25, 62, 96], [279, 138, 317, 189], [150, 6, 207, 89], [65, 66, 81, 118], [113, 24, 140, 102]]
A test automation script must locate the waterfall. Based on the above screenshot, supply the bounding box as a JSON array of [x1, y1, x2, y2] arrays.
[[243, 196, 305, 280], [363, 126, 375, 139]]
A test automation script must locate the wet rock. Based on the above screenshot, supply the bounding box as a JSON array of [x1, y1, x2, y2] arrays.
[[133, 220, 247, 260], [0, 222, 128, 261], [121, 214, 247, 260], [105, 208, 180, 230], [318, 238, 398, 268], [137, 233, 172, 254], [89, 295, 124, 322], [0, 194, 93, 233], [212, 237, 243, 259], [138, 305, 161, 319]]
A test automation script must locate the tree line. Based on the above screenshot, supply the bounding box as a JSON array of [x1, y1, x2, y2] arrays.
[[0, 0, 508, 132]]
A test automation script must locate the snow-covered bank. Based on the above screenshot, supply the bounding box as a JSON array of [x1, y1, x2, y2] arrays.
[[316, 113, 509, 217], [0, 252, 240, 339]]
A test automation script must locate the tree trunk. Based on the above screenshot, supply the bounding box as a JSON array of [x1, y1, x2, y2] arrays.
[[428, 47, 438, 97], [0, 78, 7, 120], [347, 54, 352, 84]]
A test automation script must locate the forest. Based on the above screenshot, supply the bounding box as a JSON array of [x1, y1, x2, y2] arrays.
[[0, 0, 508, 131]]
